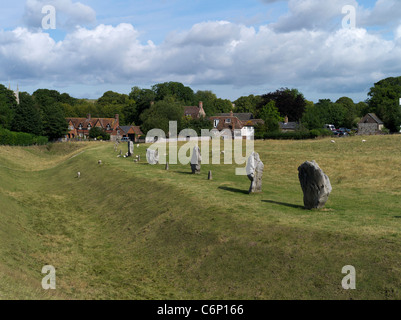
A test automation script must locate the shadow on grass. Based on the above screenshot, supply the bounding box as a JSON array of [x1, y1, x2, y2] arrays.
[[262, 200, 305, 210], [176, 171, 195, 175], [218, 186, 249, 195]]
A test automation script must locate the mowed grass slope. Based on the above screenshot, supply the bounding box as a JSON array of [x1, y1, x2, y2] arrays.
[[0, 136, 401, 300]]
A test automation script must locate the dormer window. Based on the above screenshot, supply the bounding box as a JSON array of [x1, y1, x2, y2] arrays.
[[106, 124, 111, 130], [88, 124, 92, 130], [214, 119, 220, 128], [225, 118, 231, 124], [78, 124, 83, 130]]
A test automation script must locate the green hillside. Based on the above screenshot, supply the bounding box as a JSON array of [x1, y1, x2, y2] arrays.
[[1, 137, 401, 300]]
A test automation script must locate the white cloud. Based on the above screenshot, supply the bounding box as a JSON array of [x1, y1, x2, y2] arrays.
[[23, 0, 96, 30], [2, 2, 401, 100]]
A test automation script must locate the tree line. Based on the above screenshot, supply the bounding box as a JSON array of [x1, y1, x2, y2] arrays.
[[1, 77, 400, 142]]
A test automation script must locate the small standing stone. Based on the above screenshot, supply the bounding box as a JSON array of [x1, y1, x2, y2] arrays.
[[190, 146, 202, 174], [146, 149, 159, 165], [165, 162, 169, 170], [298, 160, 332, 210], [98, 160, 102, 165], [246, 152, 264, 194], [128, 141, 134, 157], [208, 170, 213, 180]]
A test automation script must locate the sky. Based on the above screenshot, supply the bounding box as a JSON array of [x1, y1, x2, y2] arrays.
[[1, 0, 401, 103]]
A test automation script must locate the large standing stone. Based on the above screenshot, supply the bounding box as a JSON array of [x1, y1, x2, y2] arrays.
[[298, 161, 332, 210], [146, 149, 159, 165], [246, 152, 264, 194], [128, 141, 134, 157], [190, 146, 202, 174]]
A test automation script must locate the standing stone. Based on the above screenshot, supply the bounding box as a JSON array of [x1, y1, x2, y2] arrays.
[[208, 170, 213, 180], [138, 155, 141, 162], [246, 152, 264, 194], [165, 162, 169, 170], [190, 146, 202, 174], [146, 149, 159, 165], [128, 141, 134, 157], [298, 160, 332, 210]]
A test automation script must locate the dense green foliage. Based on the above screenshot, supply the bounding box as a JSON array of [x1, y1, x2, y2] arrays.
[[0, 127, 48, 146], [367, 77, 401, 132], [259, 88, 307, 122], [2, 75, 401, 145], [88, 127, 110, 140]]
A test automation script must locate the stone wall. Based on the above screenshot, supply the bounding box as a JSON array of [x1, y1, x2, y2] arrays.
[[358, 123, 379, 135]]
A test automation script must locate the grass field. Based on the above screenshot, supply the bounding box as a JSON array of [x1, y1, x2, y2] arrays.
[[1, 136, 401, 300]]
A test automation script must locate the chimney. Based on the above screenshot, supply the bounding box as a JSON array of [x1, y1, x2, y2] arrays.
[[199, 101, 203, 109], [87, 113, 91, 121], [230, 110, 233, 117], [115, 114, 119, 124], [284, 116, 289, 124]]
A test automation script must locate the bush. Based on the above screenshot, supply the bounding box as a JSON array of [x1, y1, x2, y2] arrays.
[[260, 128, 333, 140], [0, 128, 48, 146], [263, 131, 314, 140]]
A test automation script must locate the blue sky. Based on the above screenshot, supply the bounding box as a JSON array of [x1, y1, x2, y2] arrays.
[[1, 0, 401, 103]]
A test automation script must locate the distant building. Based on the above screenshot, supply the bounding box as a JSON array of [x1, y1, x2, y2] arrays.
[[184, 101, 206, 119], [279, 116, 298, 132], [358, 113, 384, 135], [66, 114, 120, 141], [209, 111, 264, 139], [119, 125, 144, 143]]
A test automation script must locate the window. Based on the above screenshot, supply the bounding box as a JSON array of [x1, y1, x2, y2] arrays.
[[214, 119, 220, 128], [88, 124, 91, 130], [107, 124, 111, 130], [78, 124, 83, 130], [225, 118, 231, 124]]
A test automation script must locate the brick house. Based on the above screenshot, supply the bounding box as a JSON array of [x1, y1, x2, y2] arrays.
[[184, 101, 206, 119], [358, 113, 384, 135], [66, 114, 120, 141], [209, 111, 264, 139]]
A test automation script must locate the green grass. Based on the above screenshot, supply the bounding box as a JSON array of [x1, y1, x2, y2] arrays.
[[1, 136, 401, 300]]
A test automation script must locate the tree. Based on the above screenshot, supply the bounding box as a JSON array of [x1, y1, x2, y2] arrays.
[[0, 84, 17, 130], [140, 98, 184, 134], [336, 97, 359, 128], [182, 117, 213, 135], [12, 92, 42, 136], [233, 95, 262, 115], [40, 104, 68, 140], [89, 126, 110, 140], [367, 76, 401, 132], [213, 98, 233, 114], [152, 82, 195, 104], [193, 90, 218, 116], [259, 101, 284, 132], [259, 88, 306, 122], [129, 86, 156, 125]]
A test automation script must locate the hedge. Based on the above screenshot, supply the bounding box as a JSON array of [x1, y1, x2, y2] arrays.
[[256, 129, 334, 140], [0, 128, 48, 146]]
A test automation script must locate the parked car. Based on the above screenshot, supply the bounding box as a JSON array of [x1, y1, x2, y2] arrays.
[[324, 124, 336, 131], [337, 128, 350, 137]]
